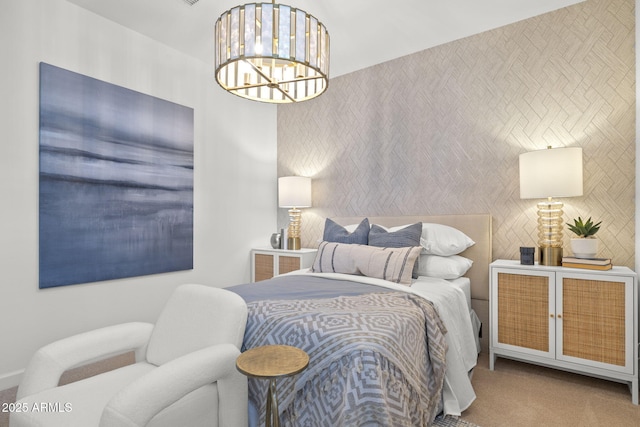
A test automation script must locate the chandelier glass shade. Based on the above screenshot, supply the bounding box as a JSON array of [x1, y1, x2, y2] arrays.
[[214, 2, 330, 103]]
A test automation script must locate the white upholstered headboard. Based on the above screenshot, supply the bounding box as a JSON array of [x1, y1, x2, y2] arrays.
[[330, 214, 492, 301]]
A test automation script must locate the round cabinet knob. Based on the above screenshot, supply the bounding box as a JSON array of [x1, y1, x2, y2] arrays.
[[550, 314, 554, 318]]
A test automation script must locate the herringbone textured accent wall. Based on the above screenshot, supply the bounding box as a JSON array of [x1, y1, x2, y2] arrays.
[[278, 0, 635, 268]]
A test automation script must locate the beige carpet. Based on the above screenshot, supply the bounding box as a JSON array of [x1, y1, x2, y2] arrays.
[[462, 352, 640, 427]]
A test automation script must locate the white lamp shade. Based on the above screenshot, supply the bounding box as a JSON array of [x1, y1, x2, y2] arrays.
[[278, 176, 312, 208], [519, 147, 583, 199]]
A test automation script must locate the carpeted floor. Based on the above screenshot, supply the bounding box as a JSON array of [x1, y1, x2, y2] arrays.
[[462, 352, 640, 426]]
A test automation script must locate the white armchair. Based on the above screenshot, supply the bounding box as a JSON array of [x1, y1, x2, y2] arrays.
[[11, 284, 248, 427]]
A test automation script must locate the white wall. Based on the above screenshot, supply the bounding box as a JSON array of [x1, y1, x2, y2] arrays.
[[634, 0, 640, 271], [0, 0, 278, 389]]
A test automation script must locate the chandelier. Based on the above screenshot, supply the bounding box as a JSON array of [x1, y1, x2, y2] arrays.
[[214, 2, 330, 103]]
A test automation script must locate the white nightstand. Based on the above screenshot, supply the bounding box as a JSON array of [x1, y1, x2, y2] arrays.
[[489, 259, 638, 404], [250, 248, 317, 282]]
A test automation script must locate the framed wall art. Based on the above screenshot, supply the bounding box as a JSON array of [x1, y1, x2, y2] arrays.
[[39, 63, 194, 288]]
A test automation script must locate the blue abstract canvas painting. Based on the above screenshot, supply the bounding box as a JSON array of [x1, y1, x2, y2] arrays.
[[39, 63, 194, 288]]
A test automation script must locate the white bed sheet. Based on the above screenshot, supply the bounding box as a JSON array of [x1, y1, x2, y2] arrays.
[[282, 269, 478, 416], [447, 277, 471, 310], [446, 276, 481, 353]]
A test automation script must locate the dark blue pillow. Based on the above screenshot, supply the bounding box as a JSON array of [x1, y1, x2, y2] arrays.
[[368, 222, 422, 248], [323, 218, 370, 244]]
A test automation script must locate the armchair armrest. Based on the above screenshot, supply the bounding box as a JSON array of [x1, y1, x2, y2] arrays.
[[17, 322, 154, 400], [100, 343, 246, 427]]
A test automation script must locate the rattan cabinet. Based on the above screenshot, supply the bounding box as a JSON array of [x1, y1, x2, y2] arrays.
[[250, 248, 317, 282], [489, 259, 638, 404]]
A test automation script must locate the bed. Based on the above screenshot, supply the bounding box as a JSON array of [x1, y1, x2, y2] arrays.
[[229, 214, 492, 426]]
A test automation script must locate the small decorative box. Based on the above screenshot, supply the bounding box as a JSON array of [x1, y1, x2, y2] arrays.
[[520, 247, 535, 265]]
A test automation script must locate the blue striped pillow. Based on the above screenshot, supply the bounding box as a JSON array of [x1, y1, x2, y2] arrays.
[[369, 222, 423, 278], [311, 241, 421, 285]]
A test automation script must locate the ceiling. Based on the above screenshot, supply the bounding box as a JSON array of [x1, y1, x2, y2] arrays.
[[67, 0, 584, 78]]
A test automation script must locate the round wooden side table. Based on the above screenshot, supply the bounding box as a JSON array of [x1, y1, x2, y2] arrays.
[[236, 345, 309, 427]]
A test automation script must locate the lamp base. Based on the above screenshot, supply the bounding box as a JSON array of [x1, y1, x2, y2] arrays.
[[286, 208, 302, 250], [287, 237, 301, 250], [539, 246, 563, 266]]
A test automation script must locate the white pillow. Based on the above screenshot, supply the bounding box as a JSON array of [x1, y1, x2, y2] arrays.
[[375, 222, 475, 256], [343, 224, 360, 233], [317, 223, 366, 243], [420, 223, 475, 256], [416, 254, 473, 279]]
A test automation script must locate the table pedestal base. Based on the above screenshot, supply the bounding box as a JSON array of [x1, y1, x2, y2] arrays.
[[266, 378, 280, 427]]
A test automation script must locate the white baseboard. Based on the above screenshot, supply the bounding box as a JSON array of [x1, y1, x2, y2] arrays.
[[0, 370, 23, 391]]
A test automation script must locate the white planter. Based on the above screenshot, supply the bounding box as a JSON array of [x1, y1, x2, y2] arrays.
[[570, 238, 599, 259]]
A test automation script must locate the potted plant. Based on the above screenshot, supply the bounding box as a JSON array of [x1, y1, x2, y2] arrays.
[[567, 216, 601, 258]]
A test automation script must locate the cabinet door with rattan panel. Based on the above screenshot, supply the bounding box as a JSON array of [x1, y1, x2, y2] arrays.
[[557, 273, 634, 373], [254, 253, 274, 282], [492, 270, 555, 358], [495, 271, 554, 356], [278, 256, 301, 275]]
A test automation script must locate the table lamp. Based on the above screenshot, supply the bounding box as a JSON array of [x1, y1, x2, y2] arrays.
[[519, 146, 583, 266], [278, 176, 312, 250]]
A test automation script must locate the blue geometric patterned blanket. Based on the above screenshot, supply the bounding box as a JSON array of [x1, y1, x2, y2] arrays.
[[242, 291, 448, 426]]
